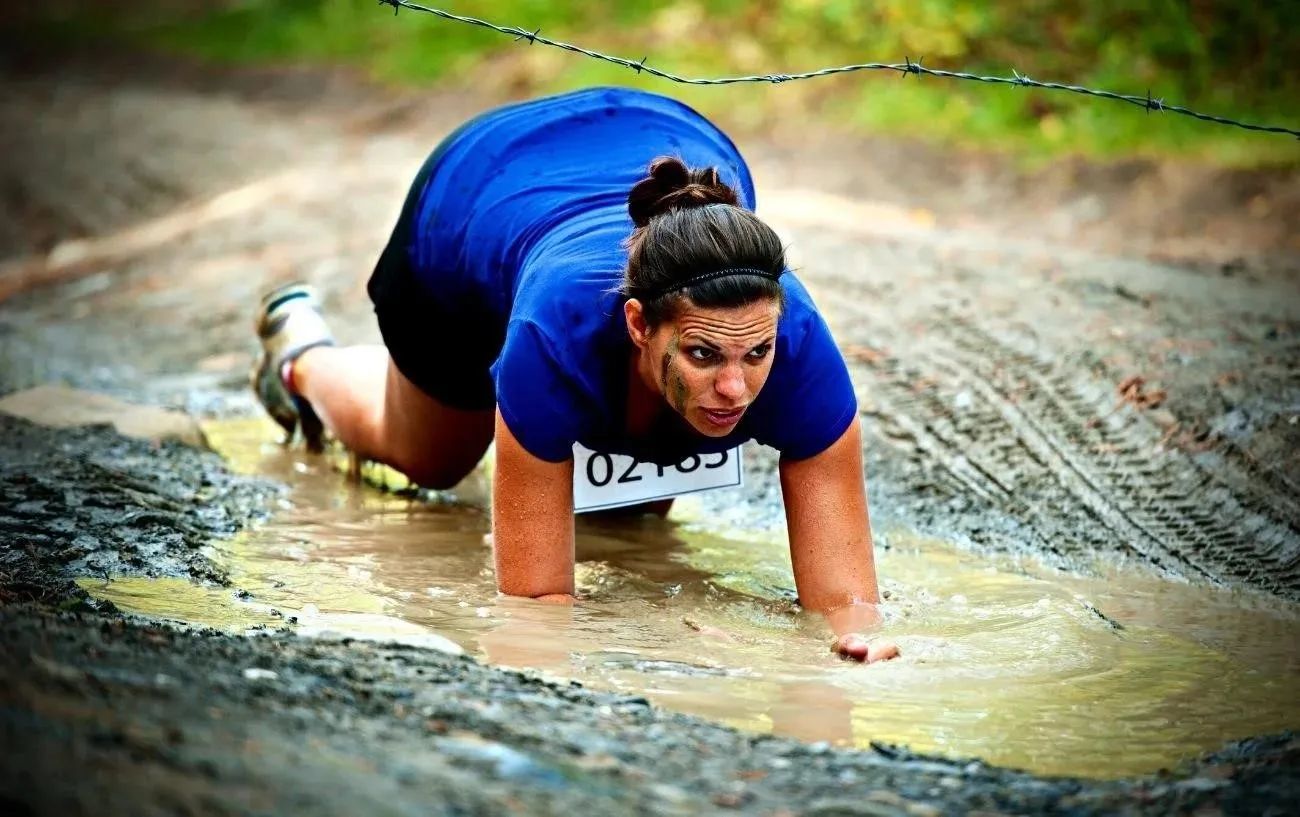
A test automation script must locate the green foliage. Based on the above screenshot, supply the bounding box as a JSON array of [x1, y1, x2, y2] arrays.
[[685, 0, 1299, 165], [23, 0, 1300, 167]]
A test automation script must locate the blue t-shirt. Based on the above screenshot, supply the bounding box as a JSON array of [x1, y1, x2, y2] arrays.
[[408, 86, 857, 464]]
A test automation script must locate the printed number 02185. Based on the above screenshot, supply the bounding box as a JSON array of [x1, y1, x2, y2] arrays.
[[571, 444, 744, 514]]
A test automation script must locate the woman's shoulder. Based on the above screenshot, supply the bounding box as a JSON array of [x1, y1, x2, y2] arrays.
[[513, 269, 625, 360], [503, 248, 627, 392]]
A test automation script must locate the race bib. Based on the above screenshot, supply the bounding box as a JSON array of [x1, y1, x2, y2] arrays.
[[572, 443, 743, 514]]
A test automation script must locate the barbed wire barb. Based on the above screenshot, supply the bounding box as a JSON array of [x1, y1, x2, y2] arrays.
[[375, 0, 1298, 139]]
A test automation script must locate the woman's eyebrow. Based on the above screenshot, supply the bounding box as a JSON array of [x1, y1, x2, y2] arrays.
[[685, 334, 775, 351], [681, 335, 723, 350]]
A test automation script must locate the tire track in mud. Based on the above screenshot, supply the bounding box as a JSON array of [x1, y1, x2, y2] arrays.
[[934, 317, 1296, 589], [846, 307, 1300, 600], [1214, 435, 1300, 537], [853, 339, 1125, 568], [1174, 331, 1300, 539]]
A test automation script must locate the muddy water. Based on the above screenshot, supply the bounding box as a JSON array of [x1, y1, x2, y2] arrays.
[[81, 417, 1300, 781]]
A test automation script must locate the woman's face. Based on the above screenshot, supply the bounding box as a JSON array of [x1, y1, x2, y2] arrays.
[[626, 296, 780, 437]]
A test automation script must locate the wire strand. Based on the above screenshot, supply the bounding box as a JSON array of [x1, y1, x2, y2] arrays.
[[377, 0, 1299, 140]]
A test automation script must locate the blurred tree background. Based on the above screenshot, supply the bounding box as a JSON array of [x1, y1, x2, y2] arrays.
[[14, 0, 1300, 168]]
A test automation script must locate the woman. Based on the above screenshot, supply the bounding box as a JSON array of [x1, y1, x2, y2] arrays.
[[252, 86, 898, 664]]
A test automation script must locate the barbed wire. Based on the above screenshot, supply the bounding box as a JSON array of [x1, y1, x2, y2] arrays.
[[377, 0, 1298, 140]]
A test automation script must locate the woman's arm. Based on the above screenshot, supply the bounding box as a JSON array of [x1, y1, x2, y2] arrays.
[[779, 415, 898, 663], [491, 408, 577, 603]]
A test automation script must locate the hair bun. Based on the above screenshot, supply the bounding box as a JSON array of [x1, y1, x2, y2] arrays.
[[648, 156, 690, 189], [628, 156, 740, 228]]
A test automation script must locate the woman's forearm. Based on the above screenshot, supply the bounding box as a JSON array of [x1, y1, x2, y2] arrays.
[[781, 420, 883, 611], [491, 411, 577, 599]]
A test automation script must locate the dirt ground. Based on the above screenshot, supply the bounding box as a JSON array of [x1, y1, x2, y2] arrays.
[[1, 37, 1299, 815]]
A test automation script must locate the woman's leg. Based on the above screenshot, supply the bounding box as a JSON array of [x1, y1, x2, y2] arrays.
[[254, 114, 506, 485], [291, 344, 495, 490]]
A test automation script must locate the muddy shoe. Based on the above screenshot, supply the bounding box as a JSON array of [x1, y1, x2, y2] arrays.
[[251, 282, 335, 452]]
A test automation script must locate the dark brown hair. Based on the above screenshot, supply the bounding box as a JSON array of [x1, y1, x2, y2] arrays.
[[623, 156, 786, 326]]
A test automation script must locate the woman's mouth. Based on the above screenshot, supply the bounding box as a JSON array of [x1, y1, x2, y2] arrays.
[[701, 407, 745, 427]]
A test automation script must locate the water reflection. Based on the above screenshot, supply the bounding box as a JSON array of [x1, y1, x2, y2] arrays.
[[81, 416, 1300, 780]]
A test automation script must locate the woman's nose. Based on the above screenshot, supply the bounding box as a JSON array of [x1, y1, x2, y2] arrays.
[[714, 366, 746, 401]]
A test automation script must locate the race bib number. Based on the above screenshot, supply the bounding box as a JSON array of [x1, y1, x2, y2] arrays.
[[572, 443, 743, 514]]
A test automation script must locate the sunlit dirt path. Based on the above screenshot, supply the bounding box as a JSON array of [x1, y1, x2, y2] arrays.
[[2, 44, 1299, 816]]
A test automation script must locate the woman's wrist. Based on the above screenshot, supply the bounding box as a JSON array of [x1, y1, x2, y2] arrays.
[[821, 599, 884, 638], [534, 593, 577, 605]]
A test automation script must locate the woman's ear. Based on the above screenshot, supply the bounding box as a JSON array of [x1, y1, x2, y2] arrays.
[[624, 298, 652, 349]]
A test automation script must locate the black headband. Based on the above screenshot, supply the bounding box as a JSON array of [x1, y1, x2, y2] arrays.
[[643, 267, 783, 301]]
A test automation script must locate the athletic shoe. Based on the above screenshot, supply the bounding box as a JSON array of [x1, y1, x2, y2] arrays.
[[250, 282, 335, 451]]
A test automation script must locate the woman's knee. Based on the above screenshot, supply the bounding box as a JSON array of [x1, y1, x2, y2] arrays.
[[380, 358, 495, 490], [395, 455, 483, 492]]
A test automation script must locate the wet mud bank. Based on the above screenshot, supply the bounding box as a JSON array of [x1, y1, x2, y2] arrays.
[[0, 414, 281, 607], [1, 408, 1298, 815], [4, 606, 1300, 817]]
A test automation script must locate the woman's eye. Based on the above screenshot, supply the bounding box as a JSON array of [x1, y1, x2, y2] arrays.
[[687, 347, 716, 362]]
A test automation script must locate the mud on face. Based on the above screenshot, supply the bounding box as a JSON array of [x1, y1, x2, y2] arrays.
[[628, 297, 780, 437]]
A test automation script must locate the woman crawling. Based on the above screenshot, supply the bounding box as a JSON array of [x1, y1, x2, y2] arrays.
[[250, 86, 898, 664]]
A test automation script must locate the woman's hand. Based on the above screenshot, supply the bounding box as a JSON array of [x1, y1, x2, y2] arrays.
[[831, 633, 900, 663], [823, 601, 900, 663]]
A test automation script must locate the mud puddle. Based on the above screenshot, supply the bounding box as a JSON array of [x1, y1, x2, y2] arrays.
[[80, 416, 1300, 782]]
